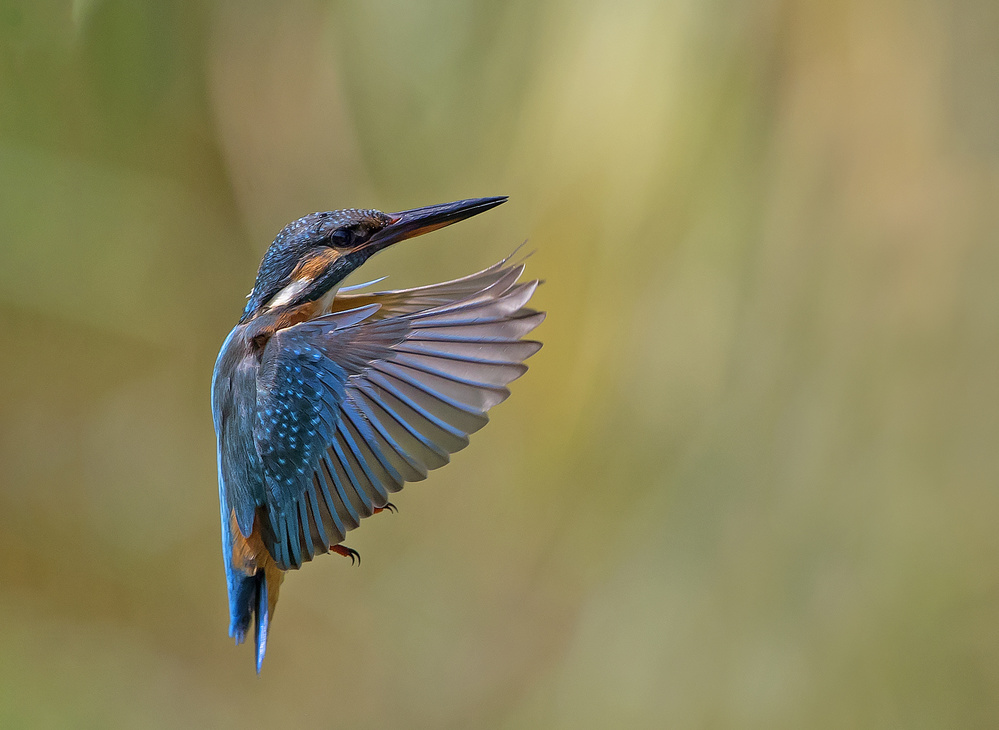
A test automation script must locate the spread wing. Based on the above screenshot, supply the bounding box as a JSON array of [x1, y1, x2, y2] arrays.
[[328, 249, 530, 319], [253, 260, 544, 570]]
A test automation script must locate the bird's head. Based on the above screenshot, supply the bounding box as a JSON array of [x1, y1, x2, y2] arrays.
[[240, 196, 507, 323]]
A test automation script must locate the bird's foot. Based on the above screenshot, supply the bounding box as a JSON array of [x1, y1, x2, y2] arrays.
[[373, 502, 397, 515], [330, 544, 360, 566]]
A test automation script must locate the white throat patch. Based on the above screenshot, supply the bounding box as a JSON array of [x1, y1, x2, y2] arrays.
[[264, 278, 310, 310]]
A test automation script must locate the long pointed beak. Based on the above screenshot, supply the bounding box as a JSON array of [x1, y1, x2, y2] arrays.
[[364, 196, 508, 253]]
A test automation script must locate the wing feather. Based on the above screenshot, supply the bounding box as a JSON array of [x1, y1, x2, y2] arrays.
[[252, 259, 543, 570], [340, 400, 406, 490], [321, 455, 362, 532], [330, 256, 527, 318]]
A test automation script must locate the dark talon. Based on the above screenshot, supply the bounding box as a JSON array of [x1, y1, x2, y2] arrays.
[[372, 502, 397, 515], [330, 544, 360, 566]]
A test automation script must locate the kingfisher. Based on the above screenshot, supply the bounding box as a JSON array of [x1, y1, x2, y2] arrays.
[[211, 196, 543, 672]]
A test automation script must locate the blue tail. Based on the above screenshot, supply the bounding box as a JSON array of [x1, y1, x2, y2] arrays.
[[255, 574, 270, 673], [227, 567, 270, 673], [221, 481, 272, 673]]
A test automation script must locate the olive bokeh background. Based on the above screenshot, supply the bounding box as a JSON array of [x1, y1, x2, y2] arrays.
[[2, 1, 998, 727]]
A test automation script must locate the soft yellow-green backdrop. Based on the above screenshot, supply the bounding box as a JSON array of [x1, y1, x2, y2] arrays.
[[1, 1, 998, 727]]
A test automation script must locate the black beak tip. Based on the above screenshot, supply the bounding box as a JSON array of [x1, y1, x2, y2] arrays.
[[478, 195, 508, 209], [383, 195, 509, 236], [418, 195, 508, 219], [439, 194, 509, 221], [472, 195, 508, 214]]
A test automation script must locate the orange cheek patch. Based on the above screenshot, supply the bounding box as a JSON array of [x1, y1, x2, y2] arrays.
[[292, 248, 340, 281]]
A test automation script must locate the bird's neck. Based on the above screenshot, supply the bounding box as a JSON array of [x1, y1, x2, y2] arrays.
[[240, 298, 325, 349]]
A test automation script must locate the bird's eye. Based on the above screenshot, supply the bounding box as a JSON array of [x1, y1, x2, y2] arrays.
[[328, 228, 354, 249]]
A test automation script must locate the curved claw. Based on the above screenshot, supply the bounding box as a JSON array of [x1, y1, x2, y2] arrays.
[[373, 502, 397, 515], [330, 544, 360, 566]]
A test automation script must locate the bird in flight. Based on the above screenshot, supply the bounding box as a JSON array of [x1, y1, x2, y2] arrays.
[[211, 196, 543, 672]]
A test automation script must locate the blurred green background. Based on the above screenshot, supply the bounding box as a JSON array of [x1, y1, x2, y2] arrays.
[[1, 1, 998, 727]]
